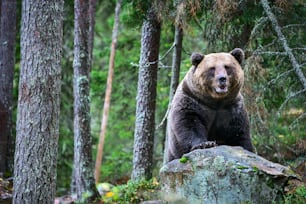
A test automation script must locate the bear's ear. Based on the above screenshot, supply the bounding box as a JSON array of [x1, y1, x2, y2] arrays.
[[230, 48, 245, 64], [191, 53, 204, 67]]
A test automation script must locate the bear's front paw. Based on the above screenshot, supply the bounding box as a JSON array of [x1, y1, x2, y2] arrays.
[[191, 141, 217, 151]]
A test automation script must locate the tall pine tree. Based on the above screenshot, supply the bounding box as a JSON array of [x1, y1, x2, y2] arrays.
[[0, 0, 17, 175], [72, 0, 99, 202], [132, 1, 162, 180], [13, 1, 63, 203]]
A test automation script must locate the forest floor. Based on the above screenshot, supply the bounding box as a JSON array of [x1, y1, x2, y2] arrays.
[[0, 140, 305, 204], [0, 176, 12, 204], [259, 139, 305, 184]]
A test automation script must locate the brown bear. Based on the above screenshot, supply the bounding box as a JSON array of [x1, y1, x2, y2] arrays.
[[166, 48, 254, 162]]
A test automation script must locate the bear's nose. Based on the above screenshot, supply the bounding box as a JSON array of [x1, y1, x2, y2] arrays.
[[218, 76, 227, 83]]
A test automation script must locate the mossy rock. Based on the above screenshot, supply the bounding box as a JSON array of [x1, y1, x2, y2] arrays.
[[160, 145, 299, 204]]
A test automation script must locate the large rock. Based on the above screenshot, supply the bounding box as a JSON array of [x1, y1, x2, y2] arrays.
[[160, 145, 297, 204]]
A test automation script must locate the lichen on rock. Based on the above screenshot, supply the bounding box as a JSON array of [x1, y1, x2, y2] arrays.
[[160, 145, 298, 204]]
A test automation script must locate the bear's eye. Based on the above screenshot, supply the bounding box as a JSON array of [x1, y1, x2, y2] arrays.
[[225, 65, 232, 75], [208, 67, 215, 76]]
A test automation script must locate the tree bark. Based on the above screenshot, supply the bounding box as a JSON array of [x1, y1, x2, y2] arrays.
[[131, 5, 161, 181], [13, 1, 63, 203], [169, 25, 183, 104], [95, 0, 122, 184], [163, 24, 183, 164], [260, 0, 306, 89], [0, 0, 17, 175], [72, 0, 99, 201], [88, 0, 96, 72]]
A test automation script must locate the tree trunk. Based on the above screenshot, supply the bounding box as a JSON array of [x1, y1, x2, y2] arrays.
[[169, 25, 183, 103], [88, 0, 96, 72], [72, 0, 99, 201], [95, 0, 122, 184], [0, 0, 17, 175], [13, 1, 63, 203], [163, 24, 183, 164], [131, 5, 161, 181]]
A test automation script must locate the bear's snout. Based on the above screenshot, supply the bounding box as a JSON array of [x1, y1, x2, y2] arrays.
[[218, 76, 227, 84], [215, 74, 228, 94]]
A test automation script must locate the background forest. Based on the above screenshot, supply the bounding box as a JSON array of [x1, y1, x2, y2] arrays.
[[58, 0, 305, 193], [0, 0, 305, 202]]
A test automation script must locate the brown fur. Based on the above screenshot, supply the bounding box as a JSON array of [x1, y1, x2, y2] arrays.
[[167, 48, 254, 162]]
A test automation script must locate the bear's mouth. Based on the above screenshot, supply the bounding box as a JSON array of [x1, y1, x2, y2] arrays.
[[215, 84, 228, 94]]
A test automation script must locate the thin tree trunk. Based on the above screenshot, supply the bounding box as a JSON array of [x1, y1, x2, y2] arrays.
[[13, 1, 63, 203], [260, 0, 306, 89], [0, 0, 17, 175], [169, 25, 183, 102], [72, 0, 99, 201], [163, 24, 183, 164], [88, 0, 96, 71], [95, 0, 122, 184], [131, 5, 161, 181]]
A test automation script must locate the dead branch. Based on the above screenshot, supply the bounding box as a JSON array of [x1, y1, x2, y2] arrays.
[[130, 43, 175, 68], [267, 68, 293, 86], [255, 51, 287, 56], [289, 112, 306, 129], [156, 103, 171, 130], [282, 23, 306, 30], [250, 17, 268, 39], [278, 88, 306, 113], [260, 0, 306, 89], [147, 43, 175, 66], [292, 47, 306, 51]]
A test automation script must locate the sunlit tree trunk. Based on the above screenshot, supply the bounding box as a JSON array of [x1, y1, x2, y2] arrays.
[[95, 0, 122, 183], [0, 0, 17, 175], [13, 1, 63, 203], [131, 4, 161, 181], [72, 0, 99, 201]]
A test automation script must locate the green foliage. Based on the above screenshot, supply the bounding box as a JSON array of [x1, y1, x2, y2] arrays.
[[252, 166, 259, 172], [237, 1, 306, 166], [79, 191, 94, 204], [19, 0, 303, 195], [179, 156, 189, 163], [99, 149, 133, 183], [101, 178, 160, 203], [57, 130, 74, 194], [91, 1, 141, 183], [236, 165, 248, 170], [283, 185, 306, 204]]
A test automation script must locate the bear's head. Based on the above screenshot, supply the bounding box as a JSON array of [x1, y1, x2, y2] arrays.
[[189, 48, 245, 101]]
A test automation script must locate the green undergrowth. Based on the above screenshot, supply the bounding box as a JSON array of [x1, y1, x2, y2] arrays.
[[283, 184, 306, 204], [100, 178, 160, 204]]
